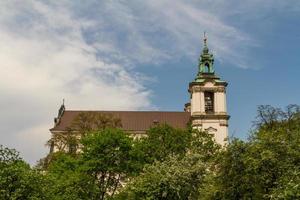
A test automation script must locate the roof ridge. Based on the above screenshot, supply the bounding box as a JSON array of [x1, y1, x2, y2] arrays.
[[64, 110, 189, 113]]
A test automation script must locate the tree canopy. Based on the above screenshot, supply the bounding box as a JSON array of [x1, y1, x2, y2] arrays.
[[0, 145, 51, 200], [1, 104, 299, 199]]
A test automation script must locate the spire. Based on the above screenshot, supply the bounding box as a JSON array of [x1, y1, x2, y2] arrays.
[[203, 31, 209, 53], [58, 99, 65, 118], [197, 32, 214, 75], [54, 99, 65, 125]]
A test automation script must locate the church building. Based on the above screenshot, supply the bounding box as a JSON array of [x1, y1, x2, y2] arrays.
[[50, 37, 229, 146]]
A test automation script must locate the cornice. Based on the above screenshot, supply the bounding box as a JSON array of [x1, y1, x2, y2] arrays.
[[189, 85, 226, 93], [191, 114, 230, 120]]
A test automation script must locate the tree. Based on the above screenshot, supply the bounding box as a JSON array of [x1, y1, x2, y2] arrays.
[[189, 129, 221, 162], [0, 145, 51, 200], [270, 169, 300, 199], [253, 105, 283, 129], [46, 152, 99, 200], [209, 104, 300, 199], [137, 124, 191, 164], [0, 145, 21, 163], [116, 154, 207, 200], [115, 128, 221, 200], [207, 139, 255, 200], [253, 104, 300, 130], [47, 112, 122, 154], [80, 128, 140, 200], [46, 128, 78, 154], [70, 112, 122, 136], [43, 112, 123, 169], [10, 104, 298, 199]]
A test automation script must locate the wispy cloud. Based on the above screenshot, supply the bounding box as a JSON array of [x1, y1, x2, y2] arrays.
[[77, 0, 299, 68], [67, 0, 257, 68], [0, 1, 152, 164], [1, 0, 298, 164]]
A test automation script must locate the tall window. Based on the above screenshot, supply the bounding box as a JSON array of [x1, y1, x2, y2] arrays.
[[205, 91, 214, 113], [204, 63, 210, 72]]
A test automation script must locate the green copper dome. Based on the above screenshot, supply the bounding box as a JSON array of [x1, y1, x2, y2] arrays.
[[198, 36, 215, 75], [190, 34, 227, 86]]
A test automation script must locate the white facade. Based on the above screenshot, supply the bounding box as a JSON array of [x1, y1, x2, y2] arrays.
[[187, 35, 230, 146], [189, 81, 229, 145]]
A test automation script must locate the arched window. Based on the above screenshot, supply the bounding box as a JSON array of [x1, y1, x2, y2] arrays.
[[204, 63, 210, 73], [204, 91, 214, 113]]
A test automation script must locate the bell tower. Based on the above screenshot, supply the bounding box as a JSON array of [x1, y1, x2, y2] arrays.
[[188, 34, 229, 145]]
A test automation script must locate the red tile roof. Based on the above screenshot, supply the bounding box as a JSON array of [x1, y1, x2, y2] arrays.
[[50, 110, 191, 132]]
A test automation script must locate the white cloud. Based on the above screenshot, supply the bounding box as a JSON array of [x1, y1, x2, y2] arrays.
[[1, 0, 298, 164], [81, 0, 299, 68], [68, 0, 257, 68], [0, 0, 152, 164]]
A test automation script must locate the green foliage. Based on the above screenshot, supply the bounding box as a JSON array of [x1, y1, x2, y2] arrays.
[[40, 152, 98, 200], [81, 129, 135, 174], [116, 128, 219, 200], [70, 112, 122, 136], [137, 124, 191, 164], [80, 128, 139, 200], [210, 139, 256, 199], [45, 112, 122, 165], [116, 154, 207, 200], [48, 171, 98, 200], [47, 152, 79, 176], [270, 169, 300, 199], [42, 129, 141, 200], [46, 128, 79, 155], [189, 129, 221, 162], [0, 145, 51, 200], [3, 104, 300, 200], [207, 104, 300, 200], [0, 145, 21, 163]]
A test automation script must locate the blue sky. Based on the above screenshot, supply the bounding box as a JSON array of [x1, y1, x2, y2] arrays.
[[0, 0, 300, 164]]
